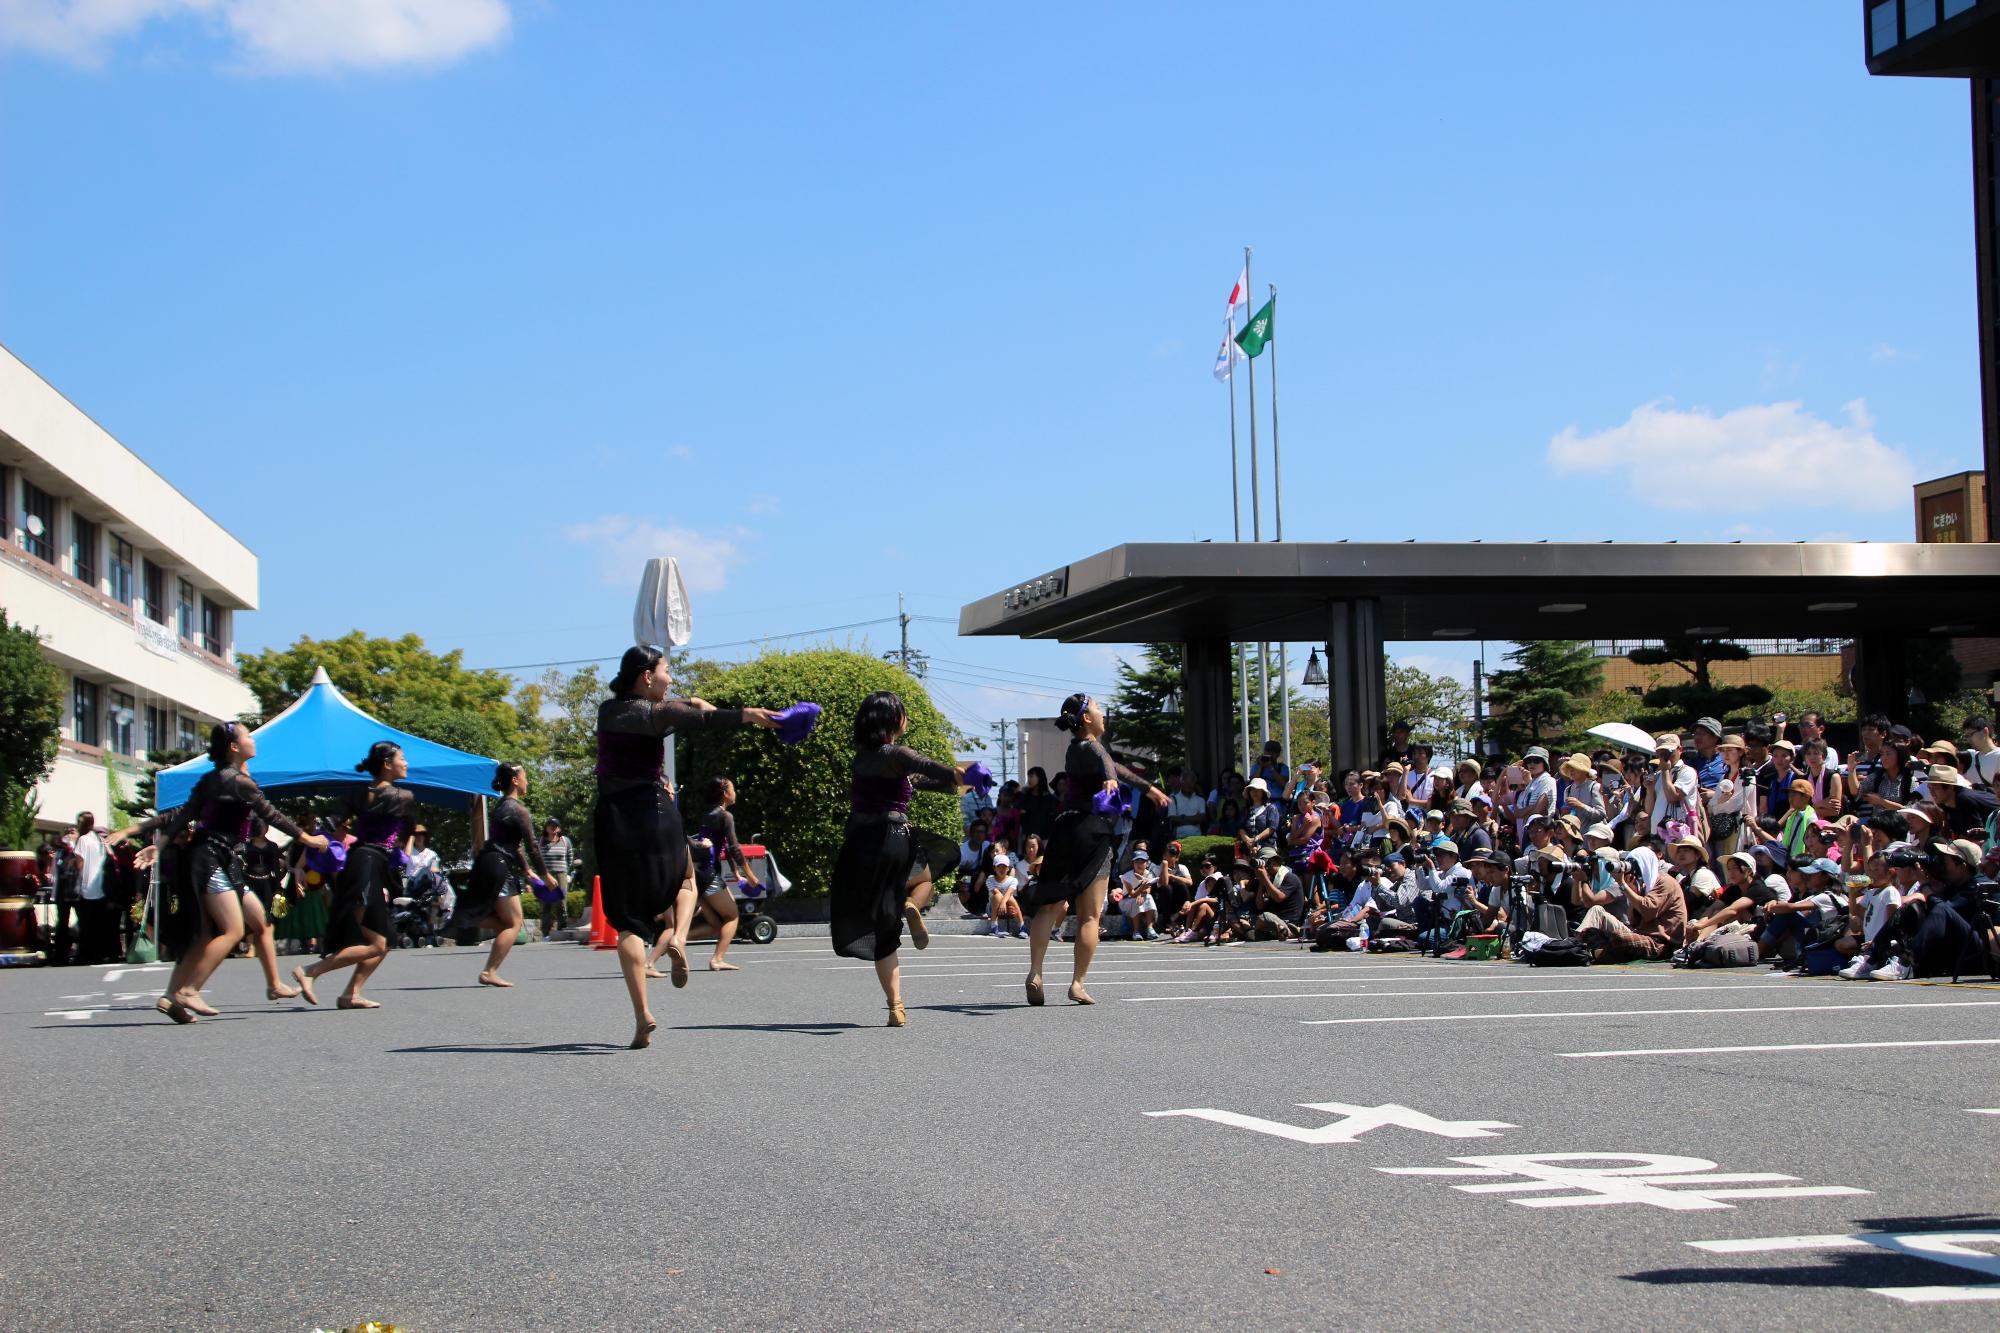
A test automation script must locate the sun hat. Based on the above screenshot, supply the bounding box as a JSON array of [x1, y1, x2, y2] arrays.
[[1559, 753, 1593, 781], [1451, 799, 1475, 815], [1670, 835, 1706, 857], [1719, 734, 1747, 751], [1583, 822, 1615, 842], [991, 852, 1012, 867], [1433, 838, 1460, 857], [1725, 851, 1756, 876], [1771, 739, 1798, 753], [1804, 857, 1843, 878], [1522, 746, 1550, 765], [1694, 717, 1723, 739], [1789, 778, 1815, 797], [1654, 732, 1682, 750], [1934, 838, 1983, 868], [1245, 777, 1269, 794], [1927, 763, 1971, 789]]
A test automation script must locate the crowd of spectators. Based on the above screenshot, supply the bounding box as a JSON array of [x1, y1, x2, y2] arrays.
[[952, 712, 2000, 978]]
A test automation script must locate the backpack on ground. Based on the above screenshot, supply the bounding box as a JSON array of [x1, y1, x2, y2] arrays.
[[1672, 932, 1758, 968], [1523, 937, 1591, 967], [1535, 901, 1570, 940]]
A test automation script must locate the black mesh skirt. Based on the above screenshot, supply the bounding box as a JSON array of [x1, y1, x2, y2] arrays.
[[829, 816, 959, 961], [454, 845, 519, 927], [327, 844, 395, 952], [1024, 809, 1113, 910], [592, 783, 689, 941]]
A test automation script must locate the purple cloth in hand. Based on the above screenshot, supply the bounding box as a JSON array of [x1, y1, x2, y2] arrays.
[[963, 761, 995, 794], [772, 701, 821, 745], [1092, 787, 1129, 818], [531, 877, 563, 905]]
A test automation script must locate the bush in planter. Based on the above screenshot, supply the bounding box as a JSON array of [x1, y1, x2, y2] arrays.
[[677, 649, 957, 897], [1172, 834, 1239, 867]]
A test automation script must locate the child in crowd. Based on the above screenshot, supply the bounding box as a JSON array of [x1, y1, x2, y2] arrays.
[[986, 852, 1027, 938]]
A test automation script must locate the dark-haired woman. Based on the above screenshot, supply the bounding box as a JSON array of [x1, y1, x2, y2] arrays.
[[1023, 693, 1168, 1006], [651, 775, 754, 976], [456, 761, 550, 989], [829, 690, 974, 1025], [109, 721, 330, 1024], [293, 741, 421, 1010], [595, 645, 779, 1049]]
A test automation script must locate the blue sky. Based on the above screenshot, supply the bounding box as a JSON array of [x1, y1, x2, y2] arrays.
[[0, 1, 1979, 751]]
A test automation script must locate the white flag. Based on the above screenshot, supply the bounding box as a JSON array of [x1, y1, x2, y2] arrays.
[[1213, 264, 1249, 382]]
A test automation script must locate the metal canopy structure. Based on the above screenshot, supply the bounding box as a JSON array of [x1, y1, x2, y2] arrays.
[[960, 540, 2000, 778]]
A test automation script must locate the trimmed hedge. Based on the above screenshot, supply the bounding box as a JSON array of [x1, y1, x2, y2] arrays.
[[677, 649, 958, 896], [1172, 834, 1238, 866]]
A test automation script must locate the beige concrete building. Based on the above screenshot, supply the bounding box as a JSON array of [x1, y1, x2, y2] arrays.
[[0, 345, 258, 831]]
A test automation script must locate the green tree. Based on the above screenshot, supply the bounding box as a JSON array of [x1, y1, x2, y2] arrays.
[[1483, 640, 1603, 756], [1626, 638, 1771, 730], [120, 748, 198, 822], [677, 648, 957, 896], [1386, 661, 1474, 760], [238, 631, 542, 755], [1106, 643, 1185, 773], [529, 665, 609, 888], [0, 609, 63, 846]]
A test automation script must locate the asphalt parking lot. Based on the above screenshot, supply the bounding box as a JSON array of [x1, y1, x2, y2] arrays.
[[6, 932, 2000, 1331]]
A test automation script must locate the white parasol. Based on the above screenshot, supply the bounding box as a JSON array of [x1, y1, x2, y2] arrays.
[[1587, 721, 1658, 756], [633, 557, 692, 649]]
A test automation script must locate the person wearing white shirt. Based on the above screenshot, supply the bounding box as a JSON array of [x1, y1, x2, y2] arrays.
[[1648, 735, 1699, 836], [66, 813, 118, 965], [985, 853, 1026, 938], [1118, 850, 1160, 940], [1166, 774, 1207, 839]]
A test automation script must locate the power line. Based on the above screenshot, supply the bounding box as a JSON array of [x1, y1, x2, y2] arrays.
[[477, 616, 900, 673], [925, 655, 1116, 689]]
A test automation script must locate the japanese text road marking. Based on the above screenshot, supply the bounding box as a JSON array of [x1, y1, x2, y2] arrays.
[[1379, 1152, 1867, 1211], [1145, 1101, 1516, 1145]]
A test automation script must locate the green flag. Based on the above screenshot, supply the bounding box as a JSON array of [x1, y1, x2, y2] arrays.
[[1234, 296, 1275, 358]]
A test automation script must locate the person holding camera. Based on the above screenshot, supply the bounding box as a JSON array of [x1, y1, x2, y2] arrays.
[[1575, 847, 1687, 963]]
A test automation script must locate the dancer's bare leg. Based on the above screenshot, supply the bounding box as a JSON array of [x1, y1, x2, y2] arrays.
[[903, 872, 934, 950], [1025, 900, 1065, 1004], [705, 894, 740, 970], [243, 894, 294, 997], [618, 930, 656, 1048], [178, 889, 246, 1009], [1068, 877, 1109, 1005], [479, 895, 523, 986], [340, 931, 388, 1007], [876, 952, 906, 1025]]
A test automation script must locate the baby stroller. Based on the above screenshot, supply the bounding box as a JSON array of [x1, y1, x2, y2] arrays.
[[390, 879, 449, 950], [727, 843, 789, 944]]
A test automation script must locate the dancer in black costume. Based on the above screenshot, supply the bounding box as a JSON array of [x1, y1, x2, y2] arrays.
[[457, 761, 550, 989], [650, 775, 754, 976], [110, 721, 330, 1024], [829, 691, 976, 1026], [293, 741, 421, 1010], [1022, 693, 1168, 1006], [594, 645, 779, 1049]]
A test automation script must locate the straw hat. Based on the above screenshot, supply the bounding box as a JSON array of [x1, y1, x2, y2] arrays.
[[1559, 753, 1593, 781]]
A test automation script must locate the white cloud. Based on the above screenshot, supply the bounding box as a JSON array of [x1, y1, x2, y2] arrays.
[[0, 0, 511, 72], [562, 515, 743, 594], [1546, 398, 1915, 512]]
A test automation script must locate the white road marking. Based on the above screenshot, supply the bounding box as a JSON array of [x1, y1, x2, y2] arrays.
[[1969, 1108, 2000, 1116], [46, 1009, 104, 1021], [1563, 1037, 2000, 1059], [1121, 983, 1805, 1002], [1302, 999, 2000, 1026], [99, 965, 169, 983], [1688, 1231, 2000, 1305], [1381, 1152, 1867, 1211], [1144, 1101, 1516, 1144]]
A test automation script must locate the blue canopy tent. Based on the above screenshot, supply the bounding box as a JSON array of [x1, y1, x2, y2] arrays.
[[157, 667, 502, 812]]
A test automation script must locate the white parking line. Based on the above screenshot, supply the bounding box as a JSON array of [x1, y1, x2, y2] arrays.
[[1563, 1037, 2000, 1059], [1688, 1235, 1865, 1254], [1120, 983, 1808, 1002], [1300, 999, 2000, 1026]]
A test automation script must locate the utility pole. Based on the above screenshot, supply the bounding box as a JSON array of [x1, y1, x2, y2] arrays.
[[1472, 655, 1487, 759], [989, 718, 1015, 784], [898, 592, 911, 673]]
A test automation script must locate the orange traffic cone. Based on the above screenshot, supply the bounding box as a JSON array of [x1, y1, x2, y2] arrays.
[[589, 876, 617, 950]]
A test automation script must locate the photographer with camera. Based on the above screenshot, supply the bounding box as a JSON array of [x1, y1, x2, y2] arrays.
[[1575, 847, 1687, 964]]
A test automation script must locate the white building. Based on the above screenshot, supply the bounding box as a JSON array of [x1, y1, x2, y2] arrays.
[[0, 344, 259, 831]]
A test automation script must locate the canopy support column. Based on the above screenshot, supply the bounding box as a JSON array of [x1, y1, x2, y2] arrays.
[[1327, 599, 1385, 775], [1181, 638, 1237, 788]]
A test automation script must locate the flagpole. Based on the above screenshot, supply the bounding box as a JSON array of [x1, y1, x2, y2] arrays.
[[1270, 281, 1292, 766], [1226, 311, 1251, 775], [1244, 246, 1269, 749]]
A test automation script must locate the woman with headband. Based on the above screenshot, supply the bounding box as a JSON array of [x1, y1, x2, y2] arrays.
[[1021, 692, 1169, 1006], [454, 760, 552, 989], [595, 645, 780, 1049], [109, 720, 330, 1024], [293, 740, 423, 1010], [829, 690, 977, 1026]]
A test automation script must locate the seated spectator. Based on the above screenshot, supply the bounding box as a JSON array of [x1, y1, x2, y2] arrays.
[[1448, 799, 1493, 857], [1246, 845, 1307, 940], [1759, 856, 1844, 971], [1173, 853, 1228, 941], [1207, 857, 1260, 944], [1924, 762, 2000, 839], [1458, 848, 1514, 940], [955, 826, 993, 916], [1408, 839, 1471, 944], [1687, 853, 1780, 942], [1154, 841, 1193, 925], [1312, 856, 1375, 951], [1575, 847, 1687, 963], [1826, 851, 1899, 964], [1845, 838, 1995, 980], [1666, 835, 1721, 915], [1119, 848, 1161, 941], [985, 852, 1027, 938]]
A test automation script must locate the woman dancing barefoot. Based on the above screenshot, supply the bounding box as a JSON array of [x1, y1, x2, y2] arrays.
[[650, 775, 755, 975], [828, 692, 974, 1026], [110, 722, 329, 1023], [1021, 694, 1168, 1006], [594, 646, 778, 1048], [293, 741, 421, 1011], [456, 761, 551, 989]]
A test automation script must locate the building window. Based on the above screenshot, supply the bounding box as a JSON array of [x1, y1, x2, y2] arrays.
[[1908, 0, 1940, 36], [177, 579, 197, 640], [141, 559, 166, 624], [71, 514, 99, 588], [73, 679, 101, 748], [108, 690, 136, 756], [1872, 0, 1900, 53], [177, 716, 202, 752], [18, 480, 54, 563], [201, 599, 226, 657], [145, 705, 168, 755], [1947, 0, 1976, 20], [109, 537, 135, 606]]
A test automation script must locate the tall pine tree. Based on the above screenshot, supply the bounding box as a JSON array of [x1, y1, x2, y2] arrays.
[[1627, 637, 1771, 729], [1483, 640, 1602, 755]]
